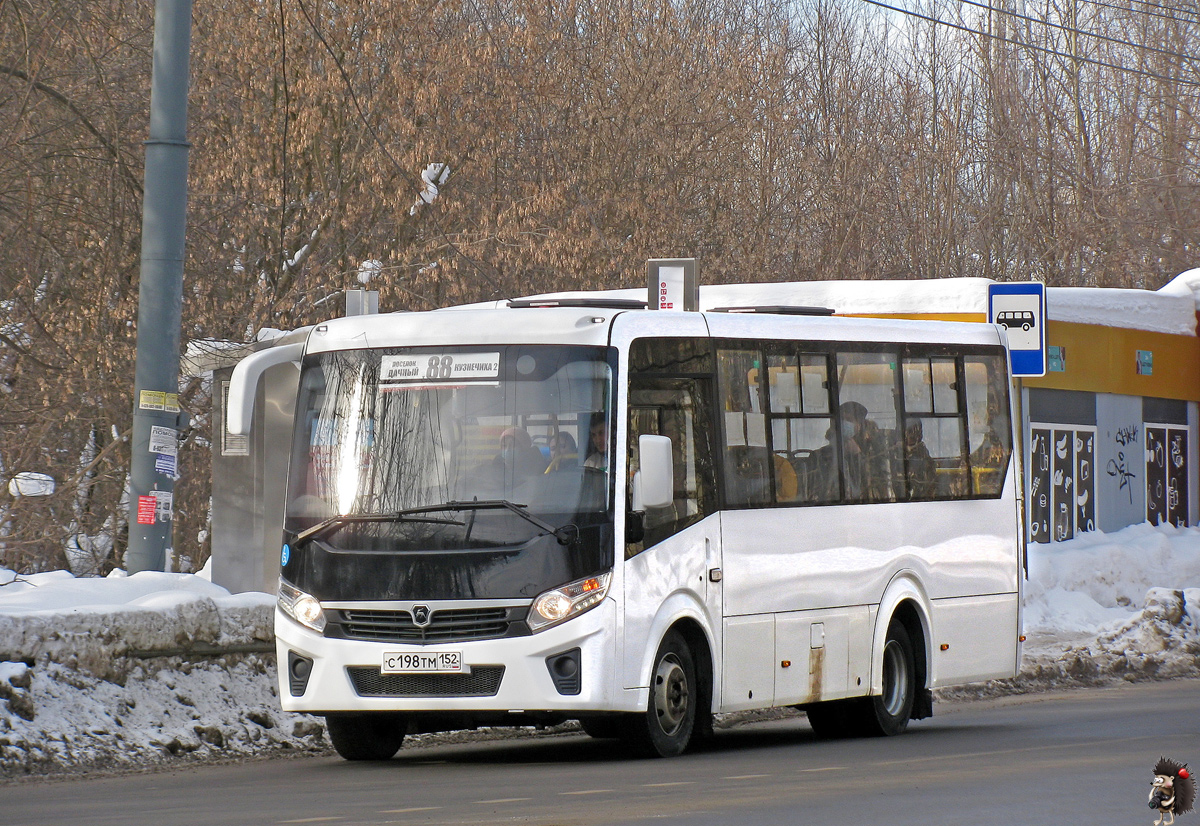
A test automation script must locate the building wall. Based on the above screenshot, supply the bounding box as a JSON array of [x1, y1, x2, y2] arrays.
[[1094, 394, 1146, 532], [1026, 320, 1200, 402], [1023, 387, 1197, 542]]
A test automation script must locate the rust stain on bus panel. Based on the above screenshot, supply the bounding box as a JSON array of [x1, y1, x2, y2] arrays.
[[804, 646, 825, 704]]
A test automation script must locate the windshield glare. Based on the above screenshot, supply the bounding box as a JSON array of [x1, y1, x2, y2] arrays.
[[285, 345, 614, 547]]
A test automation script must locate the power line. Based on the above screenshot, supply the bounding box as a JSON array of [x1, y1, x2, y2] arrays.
[[858, 0, 1200, 86], [952, 0, 1197, 65], [1073, 0, 1200, 28]]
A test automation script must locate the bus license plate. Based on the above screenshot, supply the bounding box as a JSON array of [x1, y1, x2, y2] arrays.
[[381, 650, 466, 674]]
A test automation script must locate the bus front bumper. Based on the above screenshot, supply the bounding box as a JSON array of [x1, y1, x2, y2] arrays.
[[275, 599, 632, 715]]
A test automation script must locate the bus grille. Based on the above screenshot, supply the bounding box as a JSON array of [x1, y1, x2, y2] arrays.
[[332, 607, 522, 644], [347, 666, 505, 698]]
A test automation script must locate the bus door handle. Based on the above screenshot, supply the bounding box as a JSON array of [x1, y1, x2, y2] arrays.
[[708, 568, 723, 582]]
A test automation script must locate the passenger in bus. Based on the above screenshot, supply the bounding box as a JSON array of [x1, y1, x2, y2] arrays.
[[970, 419, 1008, 493], [805, 426, 840, 500], [491, 427, 549, 478], [545, 432, 579, 472], [904, 420, 936, 499], [584, 420, 608, 470], [840, 401, 891, 500]]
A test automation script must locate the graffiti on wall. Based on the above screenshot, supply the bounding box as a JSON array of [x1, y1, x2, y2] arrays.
[[1106, 423, 1139, 505]]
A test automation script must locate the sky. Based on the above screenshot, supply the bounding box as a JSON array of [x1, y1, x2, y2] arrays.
[[1, 521, 1199, 778]]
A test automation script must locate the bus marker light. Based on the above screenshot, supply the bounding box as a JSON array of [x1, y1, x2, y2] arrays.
[[940, 644, 950, 651]]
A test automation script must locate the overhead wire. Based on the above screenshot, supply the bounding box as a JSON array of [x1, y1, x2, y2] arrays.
[[949, 0, 1197, 64], [1072, 0, 1200, 28], [857, 0, 1200, 86]]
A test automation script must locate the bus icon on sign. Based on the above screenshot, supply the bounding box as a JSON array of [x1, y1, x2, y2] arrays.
[[988, 281, 1046, 377], [996, 310, 1036, 332]]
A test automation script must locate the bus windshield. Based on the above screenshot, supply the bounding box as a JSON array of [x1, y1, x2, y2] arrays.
[[284, 344, 614, 551]]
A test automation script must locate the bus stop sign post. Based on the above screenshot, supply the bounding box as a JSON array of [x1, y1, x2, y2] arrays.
[[988, 282, 1047, 378]]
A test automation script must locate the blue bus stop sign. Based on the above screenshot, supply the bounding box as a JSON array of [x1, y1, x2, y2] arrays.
[[987, 282, 1046, 377]]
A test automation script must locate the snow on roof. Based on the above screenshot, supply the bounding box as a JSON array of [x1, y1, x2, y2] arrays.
[[1157, 268, 1200, 310], [1052, 286, 1196, 336]]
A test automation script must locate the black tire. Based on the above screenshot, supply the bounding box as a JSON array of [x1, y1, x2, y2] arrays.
[[803, 699, 857, 739], [860, 621, 916, 737], [623, 631, 697, 757], [325, 713, 407, 761], [579, 716, 624, 739]]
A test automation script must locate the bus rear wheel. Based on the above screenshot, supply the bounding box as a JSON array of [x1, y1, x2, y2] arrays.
[[860, 621, 916, 737], [325, 712, 407, 761], [623, 631, 697, 757]]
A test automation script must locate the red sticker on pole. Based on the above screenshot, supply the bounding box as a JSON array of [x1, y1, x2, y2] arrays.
[[136, 495, 157, 525]]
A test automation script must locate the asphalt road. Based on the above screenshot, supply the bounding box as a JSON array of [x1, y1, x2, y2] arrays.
[[8, 679, 1198, 826]]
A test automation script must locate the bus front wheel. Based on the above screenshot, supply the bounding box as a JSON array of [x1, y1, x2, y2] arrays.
[[325, 712, 407, 761], [623, 631, 697, 757]]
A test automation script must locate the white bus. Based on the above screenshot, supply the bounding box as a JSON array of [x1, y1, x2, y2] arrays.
[[229, 296, 1023, 761]]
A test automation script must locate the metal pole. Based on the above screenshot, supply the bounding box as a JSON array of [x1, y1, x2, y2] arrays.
[[126, 0, 192, 574]]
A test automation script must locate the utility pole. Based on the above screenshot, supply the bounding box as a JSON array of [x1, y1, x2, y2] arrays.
[[126, 0, 192, 574]]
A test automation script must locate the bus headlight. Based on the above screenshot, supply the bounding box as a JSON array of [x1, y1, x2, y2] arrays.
[[528, 572, 611, 632], [279, 579, 326, 633]]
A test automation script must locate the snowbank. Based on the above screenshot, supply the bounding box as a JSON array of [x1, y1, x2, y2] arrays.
[[1009, 523, 1200, 691], [2, 523, 1200, 778], [0, 570, 325, 777]]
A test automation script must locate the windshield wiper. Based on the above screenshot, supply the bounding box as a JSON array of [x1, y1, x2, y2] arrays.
[[418, 500, 579, 546], [293, 509, 465, 547]]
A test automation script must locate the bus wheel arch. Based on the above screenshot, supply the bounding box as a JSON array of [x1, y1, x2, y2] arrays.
[[887, 599, 932, 721], [861, 614, 917, 736], [671, 617, 715, 741], [624, 618, 714, 756], [871, 576, 933, 727]]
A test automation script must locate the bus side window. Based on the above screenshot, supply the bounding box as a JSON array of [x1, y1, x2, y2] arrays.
[[901, 355, 967, 500], [965, 354, 1013, 496], [626, 337, 717, 557], [717, 349, 771, 506], [767, 353, 837, 503], [835, 350, 903, 503]]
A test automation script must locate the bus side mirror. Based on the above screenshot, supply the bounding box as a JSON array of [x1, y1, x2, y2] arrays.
[[632, 434, 673, 511], [227, 342, 305, 435]]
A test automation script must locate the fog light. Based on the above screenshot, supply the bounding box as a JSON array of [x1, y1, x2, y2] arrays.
[[287, 651, 314, 696], [546, 648, 581, 695]]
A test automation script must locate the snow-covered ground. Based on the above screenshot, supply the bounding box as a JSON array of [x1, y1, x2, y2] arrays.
[[2, 522, 1199, 779]]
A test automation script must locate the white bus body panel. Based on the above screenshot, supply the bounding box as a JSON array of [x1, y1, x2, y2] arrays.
[[620, 516, 721, 691], [611, 311, 1021, 711], [720, 490, 1020, 696]]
